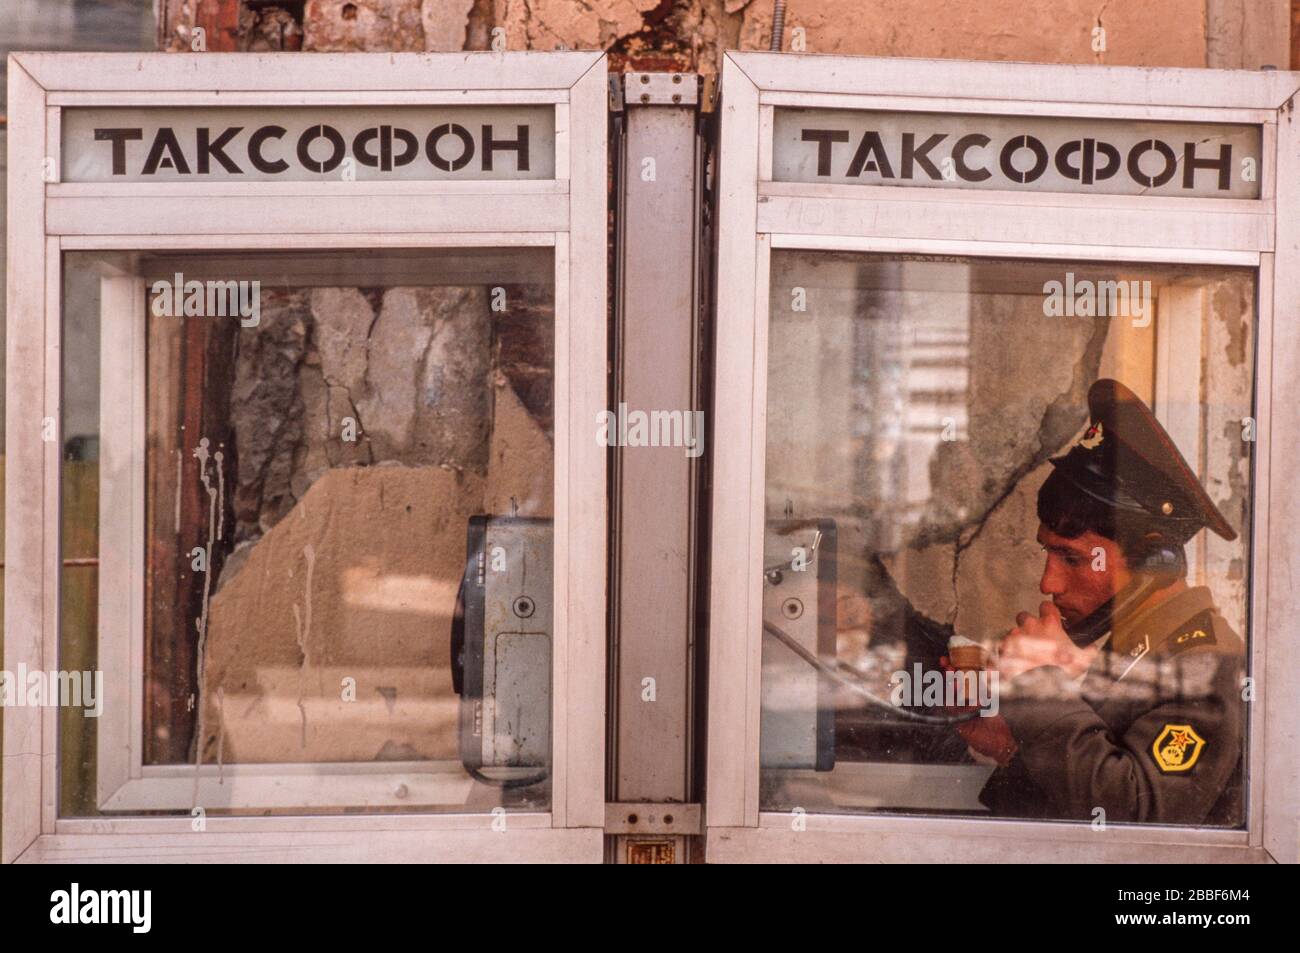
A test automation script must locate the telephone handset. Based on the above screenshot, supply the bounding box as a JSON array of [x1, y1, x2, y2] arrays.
[[1062, 544, 1185, 647], [761, 519, 981, 733], [763, 535, 1187, 729]]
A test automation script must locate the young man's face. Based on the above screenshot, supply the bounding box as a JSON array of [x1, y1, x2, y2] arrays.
[[1036, 523, 1133, 628]]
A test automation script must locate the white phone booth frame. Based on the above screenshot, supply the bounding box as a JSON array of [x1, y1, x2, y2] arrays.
[[707, 51, 1300, 863], [3, 52, 608, 863]]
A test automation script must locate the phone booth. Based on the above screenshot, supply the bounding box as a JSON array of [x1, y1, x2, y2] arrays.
[[705, 52, 1300, 862], [3, 52, 607, 862]]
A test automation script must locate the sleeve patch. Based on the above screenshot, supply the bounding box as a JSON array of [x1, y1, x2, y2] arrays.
[[1152, 723, 1206, 773]]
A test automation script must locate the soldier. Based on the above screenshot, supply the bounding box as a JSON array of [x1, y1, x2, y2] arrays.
[[950, 379, 1247, 825]]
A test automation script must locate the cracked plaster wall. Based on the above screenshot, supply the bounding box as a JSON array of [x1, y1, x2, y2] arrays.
[[737, 0, 1211, 67], [161, 0, 1287, 71], [226, 285, 494, 548], [767, 257, 1109, 644], [197, 283, 553, 765], [202, 465, 482, 763]]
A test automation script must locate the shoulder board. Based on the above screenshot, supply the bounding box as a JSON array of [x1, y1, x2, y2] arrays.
[[1164, 609, 1218, 656]]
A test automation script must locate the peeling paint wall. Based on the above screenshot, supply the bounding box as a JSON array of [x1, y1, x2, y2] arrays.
[[739, 0, 1210, 67], [202, 466, 483, 764], [300, 0, 476, 51], [1202, 273, 1255, 638], [161, 0, 1289, 70], [225, 285, 494, 547], [183, 276, 554, 767]]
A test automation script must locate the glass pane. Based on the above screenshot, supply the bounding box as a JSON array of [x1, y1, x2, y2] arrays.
[[61, 247, 556, 816], [761, 251, 1253, 827]]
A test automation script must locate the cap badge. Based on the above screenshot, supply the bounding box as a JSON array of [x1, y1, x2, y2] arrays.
[[1079, 421, 1104, 450]]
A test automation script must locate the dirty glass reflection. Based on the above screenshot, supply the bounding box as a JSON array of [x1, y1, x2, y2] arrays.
[[61, 248, 555, 815], [760, 252, 1253, 827]]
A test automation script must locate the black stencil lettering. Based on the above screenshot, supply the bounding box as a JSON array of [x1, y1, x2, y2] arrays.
[[197, 127, 243, 174], [1127, 139, 1178, 188], [999, 135, 1048, 184], [846, 131, 895, 178], [951, 133, 991, 182], [1183, 141, 1232, 191], [142, 127, 192, 175], [800, 129, 850, 177], [93, 128, 143, 175], [482, 123, 529, 172], [426, 123, 475, 171], [296, 124, 346, 174], [248, 125, 289, 174], [901, 132, 947, 180]]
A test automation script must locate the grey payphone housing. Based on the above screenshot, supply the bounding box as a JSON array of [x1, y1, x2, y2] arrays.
[[760, 518, 837, 771], [452, 516, 553, 785]]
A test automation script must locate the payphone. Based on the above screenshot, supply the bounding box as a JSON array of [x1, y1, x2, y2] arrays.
[[452, 516, 553, 787], [760, 518, 836, 771]]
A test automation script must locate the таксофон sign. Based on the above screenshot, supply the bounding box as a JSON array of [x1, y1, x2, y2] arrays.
[[774, 108, 1262, 199], [62, 105, 556, 182]]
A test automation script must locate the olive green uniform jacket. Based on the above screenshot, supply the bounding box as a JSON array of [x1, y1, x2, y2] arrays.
[[979, 585, 1246, 825]]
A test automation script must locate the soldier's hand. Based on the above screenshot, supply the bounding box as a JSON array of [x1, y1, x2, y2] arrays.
[[954, 712, 1019, 767], [997, 601, 1099, 681]]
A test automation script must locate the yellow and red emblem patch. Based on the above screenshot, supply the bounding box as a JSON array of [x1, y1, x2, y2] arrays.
[[1152, 724, 1206, 773]]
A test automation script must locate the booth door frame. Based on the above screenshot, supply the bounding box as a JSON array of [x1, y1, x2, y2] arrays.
[[3, 50, 608, 864], [706, 50, 1300, 864]]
